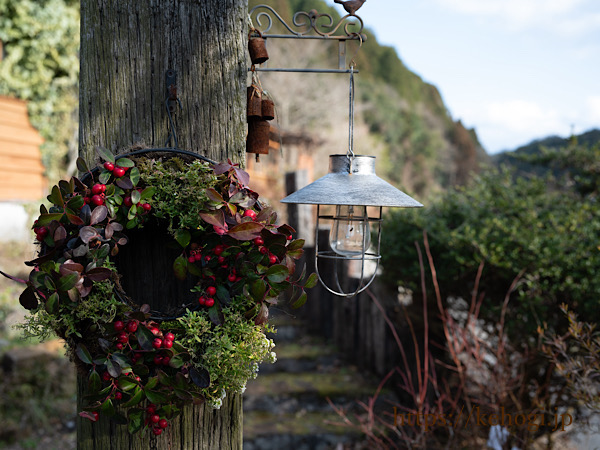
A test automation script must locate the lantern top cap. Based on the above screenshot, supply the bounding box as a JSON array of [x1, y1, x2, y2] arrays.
[[281, 154, 423, 208]]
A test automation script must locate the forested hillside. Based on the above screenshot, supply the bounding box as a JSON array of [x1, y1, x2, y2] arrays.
[[494, 128, 600, 177], [249, 0, 489, 196]]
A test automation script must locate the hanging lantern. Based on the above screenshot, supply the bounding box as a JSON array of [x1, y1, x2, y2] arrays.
[[281, 154, 422, 297], [281, 66, 422, 297]]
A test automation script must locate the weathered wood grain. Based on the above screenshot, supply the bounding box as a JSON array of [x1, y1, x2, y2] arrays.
[[78, 1, 247, 448]]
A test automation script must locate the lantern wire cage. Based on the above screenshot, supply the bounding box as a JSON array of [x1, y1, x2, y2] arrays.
[[314, 205, 383, 298]]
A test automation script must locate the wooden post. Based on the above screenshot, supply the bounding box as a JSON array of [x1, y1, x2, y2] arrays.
[[77, 1, 247, 448]]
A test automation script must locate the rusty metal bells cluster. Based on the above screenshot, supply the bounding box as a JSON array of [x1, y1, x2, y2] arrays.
[[246, 30, 275, 161], [282, 66, 423, 298]]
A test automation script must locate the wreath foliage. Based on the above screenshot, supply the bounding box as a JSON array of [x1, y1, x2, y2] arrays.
[[9, 148, 316, 436]]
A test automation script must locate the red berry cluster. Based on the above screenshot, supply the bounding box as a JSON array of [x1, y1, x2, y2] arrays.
[[104, 161, 128, 178], [198, 285, 216, 307], [146, 404, 169, 435], [188, 215, 293, 310], [84, 183, 107, 206], [84, 317, 184, 428], [253, 236, 279, 265], [33, 223, 49, 241]]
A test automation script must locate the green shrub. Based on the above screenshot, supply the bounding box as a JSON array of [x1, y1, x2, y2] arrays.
[[381, 166, 600, 341]]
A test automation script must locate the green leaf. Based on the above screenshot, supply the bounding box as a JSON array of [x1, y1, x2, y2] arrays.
[[76, 344, 93, 365], [127, 205, 137, 220], [173, 255, 188, 281], [287, 239, 305, 251], [67, 196, 84, 212], [216, 284, 230, 305], [291, 291, 308, 309], [157, 370, 173, 386], [174, 230, 191, 248], [131, 189, 141, 205], [127, 408, 144, 434], [144, 390, 168, 405], [208, 304, 224, 326], [106, 359, 122, 378], [45, 292, 59, 314], [89, 369, 101, 393], [145, 377, 159, 390], [174, 388, 193, 401], [48, 185, 65, 207], [96, 146, 115, 163], [118, 376, 138, 392], [122, 388, 144, 409], [101, 398, 115, 417], [136, 326, 155, 351], [115, 157, 134, 168], [99, 170, 111, 184], [266, 265, 289, 283], [129, 167, 140, 186], [76, 157, 90, 173], [112, 353, 131, 369], [140, 187, 156, 200], [59, 179, 73, 195], [132, 364, 149, 377], [250, 279, 267, 302], [126, 218, 139, 229], [304, 273, 319, 289], [37, 213, 64, 226], [57, 273, 79, 292], [168, 353, 189, 369]]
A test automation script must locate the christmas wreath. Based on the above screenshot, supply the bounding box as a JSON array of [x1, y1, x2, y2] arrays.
[[4, 147, 316, 436]]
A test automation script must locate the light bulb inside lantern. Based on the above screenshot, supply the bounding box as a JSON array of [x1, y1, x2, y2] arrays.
[[329, 205, 371, 257]]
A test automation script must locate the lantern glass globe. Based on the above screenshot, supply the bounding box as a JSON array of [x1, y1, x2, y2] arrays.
[[329, 205, 371, 257]]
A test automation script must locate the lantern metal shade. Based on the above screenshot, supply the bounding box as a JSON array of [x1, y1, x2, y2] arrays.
[[281, 155, 422, 297], [281, 155, 423, 208]]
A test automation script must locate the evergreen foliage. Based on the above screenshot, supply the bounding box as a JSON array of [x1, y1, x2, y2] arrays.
[[381, 137, 600, 342], [0, 0, 79, 182]]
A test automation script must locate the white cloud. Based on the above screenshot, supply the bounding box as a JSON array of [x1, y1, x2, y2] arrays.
[[586, 96, 600, 124], [434, 0, 597, 34], [463, 99, 569, 152], [485, 99, 562, 134]]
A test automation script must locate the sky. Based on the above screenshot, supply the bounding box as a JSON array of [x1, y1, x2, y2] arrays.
[[324, 0, 600, 154]]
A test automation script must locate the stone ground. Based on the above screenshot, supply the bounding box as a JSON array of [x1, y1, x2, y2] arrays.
[[242, 311, 391, 449]]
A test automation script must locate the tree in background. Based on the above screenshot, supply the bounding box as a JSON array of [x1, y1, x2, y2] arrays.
[[0, 0, 80, 183]]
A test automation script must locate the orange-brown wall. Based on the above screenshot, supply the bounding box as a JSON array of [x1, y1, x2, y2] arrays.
[[0, 96, 46, 201]]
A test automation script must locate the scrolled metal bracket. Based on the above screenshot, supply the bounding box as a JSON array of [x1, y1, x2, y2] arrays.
[[248, 4, 366, 73]]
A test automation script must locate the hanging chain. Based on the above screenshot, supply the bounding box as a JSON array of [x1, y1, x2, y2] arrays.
[[347, 64, 355, 163], [347, 34, 362, 167]]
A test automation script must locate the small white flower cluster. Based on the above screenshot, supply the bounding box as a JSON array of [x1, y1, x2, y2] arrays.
[[207, 389, 227, 409], [269, 351, 277, 363]]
